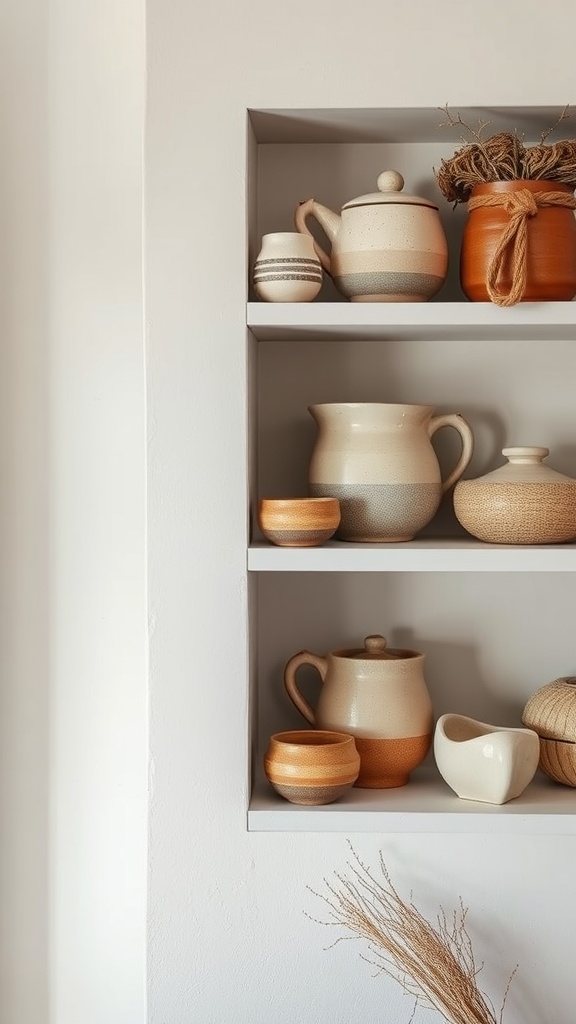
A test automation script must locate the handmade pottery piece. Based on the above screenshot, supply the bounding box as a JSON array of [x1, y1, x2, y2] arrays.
[[284, 634, 433, 788], [263, 729, 360, 805], [257, 496, 340, 547], [522, 676, 576, 785], [434, 713, 540, 804], [461, 179, 576, 303], [308, 403, 474, 542], [253, 231, 323, 301], [294, 170, 448, 302], [453, 446, 576, 545]]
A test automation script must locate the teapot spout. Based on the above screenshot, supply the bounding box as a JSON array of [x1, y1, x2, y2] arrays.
[[294, 199, 340, 274]]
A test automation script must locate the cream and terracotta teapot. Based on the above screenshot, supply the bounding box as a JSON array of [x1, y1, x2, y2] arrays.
[[284, 634, 433, 789], [294, 170, 448, 302]]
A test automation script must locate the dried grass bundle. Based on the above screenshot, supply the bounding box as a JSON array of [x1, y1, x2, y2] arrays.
[[436, 105, 576, 203], [307, 843, 515, 1024]]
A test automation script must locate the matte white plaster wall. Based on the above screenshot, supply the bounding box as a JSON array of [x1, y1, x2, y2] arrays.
[[48, 2, 147, 1022], [0, 2, 147, 1022], [146, 2, 576, 1022]]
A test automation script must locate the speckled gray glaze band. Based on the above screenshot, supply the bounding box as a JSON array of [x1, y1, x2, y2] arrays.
[[310, 482, 441, 540], [335, 270, 442, 300]]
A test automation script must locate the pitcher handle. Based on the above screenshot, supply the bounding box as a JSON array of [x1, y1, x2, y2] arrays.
[[294, 200, 332, 274], [283, 650, 328, 725], [428, 413, 474, 494]]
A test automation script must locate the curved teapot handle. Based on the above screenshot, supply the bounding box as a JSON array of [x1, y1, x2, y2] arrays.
[[284, 650, 328, 725], [294, 200, 332, 274], [428, 413, 474, 494]]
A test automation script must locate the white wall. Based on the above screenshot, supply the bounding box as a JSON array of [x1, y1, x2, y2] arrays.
[[0, 1, 147, 1022], [146, 2, 576, 1023], [48, 2, 147, 1022]]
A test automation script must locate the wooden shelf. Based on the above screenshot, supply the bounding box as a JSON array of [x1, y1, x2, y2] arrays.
[[248, 767, 576, 833], [247, 301, 576, 341], [248, 539, 576, 573]]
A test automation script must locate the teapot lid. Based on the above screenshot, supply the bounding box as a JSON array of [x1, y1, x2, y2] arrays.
[[342, 170, 439, 211], [350, 635, 401, 660]]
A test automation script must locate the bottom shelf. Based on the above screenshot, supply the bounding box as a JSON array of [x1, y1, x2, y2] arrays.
[[248, 767, 576, 834]]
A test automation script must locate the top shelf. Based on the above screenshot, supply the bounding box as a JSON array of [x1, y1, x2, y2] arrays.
[[248, 106, 570, 144], [247, 301, 576, 341]]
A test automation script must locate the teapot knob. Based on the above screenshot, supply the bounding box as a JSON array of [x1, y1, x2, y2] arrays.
[[364, 634, 388, 653], [377, 170, 404, 193]]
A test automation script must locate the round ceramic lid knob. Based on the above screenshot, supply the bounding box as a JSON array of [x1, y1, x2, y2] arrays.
[[364, 634, 388, 653], [377, 170, 404, 193], [502, 446, 550, 463]]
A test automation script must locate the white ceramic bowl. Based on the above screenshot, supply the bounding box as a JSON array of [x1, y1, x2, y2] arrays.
[[434, 713, 540, 805]]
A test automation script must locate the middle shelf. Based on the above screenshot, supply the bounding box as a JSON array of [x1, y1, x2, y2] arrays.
[[248, 539, 576, 572]]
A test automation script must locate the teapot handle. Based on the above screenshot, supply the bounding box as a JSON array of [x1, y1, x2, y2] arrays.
[[284, 650, 328, 725], [428, 413, 474, 494], [294, 200, 332, 274]]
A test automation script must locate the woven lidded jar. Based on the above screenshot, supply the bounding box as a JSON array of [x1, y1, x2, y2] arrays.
[[453, 446, 576, 545], [522, 677, 576, 786]]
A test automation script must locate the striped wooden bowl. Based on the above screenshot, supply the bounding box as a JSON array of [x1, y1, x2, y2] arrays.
[[258, 497, 340, 547], [263, 729, 360, 805]]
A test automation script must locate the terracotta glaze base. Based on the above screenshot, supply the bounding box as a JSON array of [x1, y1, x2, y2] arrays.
[[353, 734, 432, 788]]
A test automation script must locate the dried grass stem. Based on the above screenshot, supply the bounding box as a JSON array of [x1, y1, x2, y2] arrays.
[[308, 843, 515, 1024]]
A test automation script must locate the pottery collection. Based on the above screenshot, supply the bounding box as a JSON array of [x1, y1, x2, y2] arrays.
[[253, 158, 576, 808]]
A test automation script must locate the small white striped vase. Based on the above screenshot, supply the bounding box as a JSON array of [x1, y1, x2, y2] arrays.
[[253, 232, 322, 302]]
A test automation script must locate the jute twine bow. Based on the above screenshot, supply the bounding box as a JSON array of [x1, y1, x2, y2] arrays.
[[467, 188, 576, 306]]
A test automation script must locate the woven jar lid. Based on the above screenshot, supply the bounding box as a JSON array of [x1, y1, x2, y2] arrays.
[[522, 677, 576, 741]]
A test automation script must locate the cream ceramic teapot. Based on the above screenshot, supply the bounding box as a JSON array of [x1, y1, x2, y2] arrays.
[[284, 634, 433, 789], [294, 170, 448, 302]]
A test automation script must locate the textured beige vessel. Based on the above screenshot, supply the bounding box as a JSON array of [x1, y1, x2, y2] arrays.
[[258, 497, 340, 547], [284, 634, 433, 788], [454, 446, 576, 545], [522, 676, 576, 785], [263, 730, 360, 805], [295, 170, 448, 302]]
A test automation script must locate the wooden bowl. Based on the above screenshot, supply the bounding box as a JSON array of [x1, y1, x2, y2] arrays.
[[263, 729, 360, 805], [257, 497, 340, 547], [537, 737, 576, 786]]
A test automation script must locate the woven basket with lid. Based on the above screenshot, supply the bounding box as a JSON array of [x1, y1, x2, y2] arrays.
[[522, 677, 576, 786]]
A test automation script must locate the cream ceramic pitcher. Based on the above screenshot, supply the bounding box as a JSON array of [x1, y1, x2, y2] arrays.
[[284, 634, 433, 788], [308, 402, 474, 542]]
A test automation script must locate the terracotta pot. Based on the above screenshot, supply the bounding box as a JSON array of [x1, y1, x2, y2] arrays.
[[460, 179, 576, 303]]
